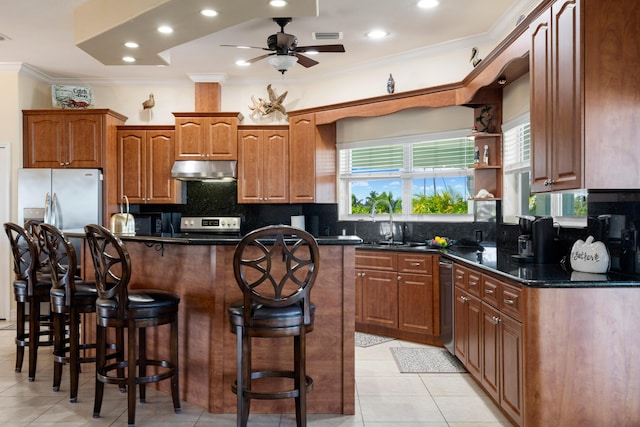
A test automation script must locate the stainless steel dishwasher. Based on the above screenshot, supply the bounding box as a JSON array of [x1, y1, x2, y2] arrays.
[[439, 258, 455, 355]]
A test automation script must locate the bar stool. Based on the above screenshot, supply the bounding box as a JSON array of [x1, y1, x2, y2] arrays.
[[3, 222, 54, 382], [84, 224, 181, 427], [40, 223, 109, 402], [228, 225, 320, 427]]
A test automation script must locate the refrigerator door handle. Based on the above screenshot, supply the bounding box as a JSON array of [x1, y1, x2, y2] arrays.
[[51, 192, 59, 228], [44, 192, 51, 224]]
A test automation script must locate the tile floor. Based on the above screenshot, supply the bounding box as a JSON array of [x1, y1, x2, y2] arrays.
[[0, 321, 512, 426]]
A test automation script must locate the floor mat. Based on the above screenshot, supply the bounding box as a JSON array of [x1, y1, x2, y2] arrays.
[[355, 332, 395, 348], [391, 346, 466, 373]]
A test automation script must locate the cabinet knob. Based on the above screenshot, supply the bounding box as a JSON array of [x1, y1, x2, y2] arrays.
[[492, 316, 501, 324], [397, 276, 402, 281], [458, 296, 468, 303], [503, 298, 515, 305], [410, 262, 421, 267], [484, 289, 494, 295]]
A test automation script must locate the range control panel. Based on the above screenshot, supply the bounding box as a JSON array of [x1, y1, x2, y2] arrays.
[[180, 216, 241, 233]]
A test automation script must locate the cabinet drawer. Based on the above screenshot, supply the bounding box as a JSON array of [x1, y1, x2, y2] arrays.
[[355, 250, 397, 271], [466, 269, 482, 297], [481, 275, 501, 308], [501, 283, 523, 321], [454, 264, 469, 288], [397, 253, 432, 274]]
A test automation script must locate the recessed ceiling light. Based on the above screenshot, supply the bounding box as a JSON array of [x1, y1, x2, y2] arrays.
[[200, 9, 218, 17], [157, 25, 173, 34], [124, 41, 139, 48], [235, 60, 250, 66], [366, 29, 389, 39], [269, 0, 288, 7], [122, 56, 136, 63], [417, 0, 439, 8]]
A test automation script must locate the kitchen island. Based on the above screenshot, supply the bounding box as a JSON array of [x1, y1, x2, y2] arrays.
[[77, 233, 361, 416]]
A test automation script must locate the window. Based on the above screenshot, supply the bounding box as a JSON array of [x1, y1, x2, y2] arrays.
[[502, 114, 587, 225], [338, 130, 475, 221]]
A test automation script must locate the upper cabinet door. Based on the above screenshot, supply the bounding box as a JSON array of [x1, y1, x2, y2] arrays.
[[24, 114, 65, 168], [65, 114, 103, 167], [206, 117, 238, 159], [175, 118, 206, 160], [146, 129, 177, 203], [529, 0, 583, 193]]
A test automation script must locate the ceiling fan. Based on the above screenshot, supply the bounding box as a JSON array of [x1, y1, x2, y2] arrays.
[[222, 17, 346, 74]]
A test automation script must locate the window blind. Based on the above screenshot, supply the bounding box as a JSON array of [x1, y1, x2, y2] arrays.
[[503, 122, 530, 173]]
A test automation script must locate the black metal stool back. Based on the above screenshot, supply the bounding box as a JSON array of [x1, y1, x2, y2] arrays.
[[3, 221, 54, 381], [228, 225, 320, 427], [40, 223, 102, 402], [85, 223, 180, 426]]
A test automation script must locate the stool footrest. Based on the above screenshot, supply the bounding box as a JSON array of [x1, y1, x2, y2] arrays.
[[232, 370, 313, 400], [97, 359, 177, 386]]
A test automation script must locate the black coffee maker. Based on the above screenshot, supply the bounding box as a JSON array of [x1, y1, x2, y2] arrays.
[[532, 216, 555, 263], [512, 215, 535, 262]]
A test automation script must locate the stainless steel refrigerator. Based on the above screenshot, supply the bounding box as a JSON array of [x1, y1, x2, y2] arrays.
[[18, 168, 102, 266]]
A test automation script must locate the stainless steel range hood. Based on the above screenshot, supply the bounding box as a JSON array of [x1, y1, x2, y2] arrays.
[[171, 160, 237, 181]]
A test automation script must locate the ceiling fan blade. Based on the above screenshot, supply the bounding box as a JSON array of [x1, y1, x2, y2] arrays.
[[246, 53, 276, 64], [221, 44, 270, 51], [297, 44, 345, 53], [295, 53, 319, 68]]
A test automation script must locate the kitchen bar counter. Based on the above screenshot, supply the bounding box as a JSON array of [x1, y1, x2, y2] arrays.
[[355, 243, 640, 287], [74, 232, 360, 416]]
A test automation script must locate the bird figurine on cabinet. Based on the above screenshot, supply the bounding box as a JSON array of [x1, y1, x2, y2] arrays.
[[470, 47, 482, 67], [142, 93, 155, 109]]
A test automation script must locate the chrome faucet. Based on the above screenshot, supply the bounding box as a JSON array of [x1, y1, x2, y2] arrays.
[[370, 199, 394, 243]]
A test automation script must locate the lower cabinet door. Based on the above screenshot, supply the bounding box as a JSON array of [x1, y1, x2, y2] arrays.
[[361, 270, 398, 328], [500, 314, 523, 425], [398, 273, 433, 334], [482, 303, 500, 401]]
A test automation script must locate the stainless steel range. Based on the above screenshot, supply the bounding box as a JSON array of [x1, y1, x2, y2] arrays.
[[179, 216, 242, 236]]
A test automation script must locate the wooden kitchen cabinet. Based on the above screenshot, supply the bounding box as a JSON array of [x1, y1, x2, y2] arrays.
[[173, 112, 242, 160], [288, 113, 337, 203], [117, 126, 183, 204], [237, 126, 289, 203], [356, 249, 439, 345], [529, 0, 582, 192], [23, 109, 126, 168], [454, 263, 523, 426]]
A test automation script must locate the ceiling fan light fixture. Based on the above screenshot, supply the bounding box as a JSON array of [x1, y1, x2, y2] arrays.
[[268, 55, 298, 74]]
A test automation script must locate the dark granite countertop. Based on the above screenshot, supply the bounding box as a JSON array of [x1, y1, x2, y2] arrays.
[[65, 230, 363, 246], [355, 242, 640, 288]]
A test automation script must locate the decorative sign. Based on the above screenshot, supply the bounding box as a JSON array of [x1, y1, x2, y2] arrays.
[[51, 85, 94, 109], [570, 236, 610, 274]]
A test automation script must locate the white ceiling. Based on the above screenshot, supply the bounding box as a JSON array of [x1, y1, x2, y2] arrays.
[[0, 0, 540, 84]]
